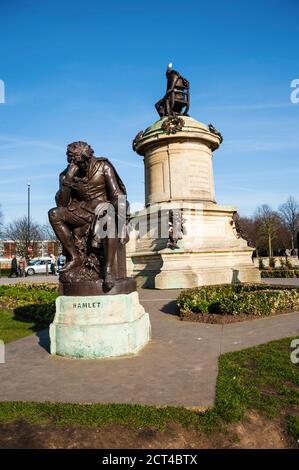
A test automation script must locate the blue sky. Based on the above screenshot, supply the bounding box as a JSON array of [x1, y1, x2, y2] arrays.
[[0, 0, 298, 224]]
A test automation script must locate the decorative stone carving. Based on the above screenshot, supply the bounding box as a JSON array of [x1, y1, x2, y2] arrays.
[[132, 130, 144, 151], [208, 123, 223, 143], [161, 116, 184, 134]]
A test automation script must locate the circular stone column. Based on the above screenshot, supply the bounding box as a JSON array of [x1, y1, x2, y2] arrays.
[[134, 116, 221, 206]]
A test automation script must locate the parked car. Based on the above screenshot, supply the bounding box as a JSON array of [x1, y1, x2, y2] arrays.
[[25, 257, 52, 276]]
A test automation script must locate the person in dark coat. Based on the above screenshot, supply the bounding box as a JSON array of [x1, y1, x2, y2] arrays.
[[9, 256, 19, 278]]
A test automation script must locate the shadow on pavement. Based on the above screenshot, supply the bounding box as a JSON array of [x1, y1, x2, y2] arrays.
[[160, 300, 180, 317], [36, 329, 50, 353]]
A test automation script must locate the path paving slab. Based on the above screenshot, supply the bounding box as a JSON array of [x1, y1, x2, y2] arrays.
[[0, 288, 298, 408]]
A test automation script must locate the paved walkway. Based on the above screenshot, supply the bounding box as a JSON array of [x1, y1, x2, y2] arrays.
[[261, 278, 299, 287], [0, 288, 298, 409], [0, 275, 58, 285], [1, 275, 299, 287]]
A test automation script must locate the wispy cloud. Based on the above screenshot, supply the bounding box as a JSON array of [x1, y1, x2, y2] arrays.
[[111, 157, 142, 169], [0, 162, 30, 171], [224, 139, 299, 152], [203, 102, 293, 111], [217, 164, 299, 182], [0, 135, 64, 152], [0, 173, 57, 186]]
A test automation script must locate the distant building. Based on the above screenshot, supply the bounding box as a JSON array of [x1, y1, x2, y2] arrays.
[[0, 240, 59, 266]]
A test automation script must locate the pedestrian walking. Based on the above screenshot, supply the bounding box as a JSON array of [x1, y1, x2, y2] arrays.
[[8, 256, 19, 278], [50, 254, 56, 275], [57, 253, 65, 273], [19, 256, 27, 277]]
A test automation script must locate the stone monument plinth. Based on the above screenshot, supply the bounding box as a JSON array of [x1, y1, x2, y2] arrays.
[[50, 291, 151, 358], [127, 116, 260, 288]]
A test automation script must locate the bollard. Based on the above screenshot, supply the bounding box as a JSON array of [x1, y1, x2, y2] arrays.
[[0, 340, 4, 364]]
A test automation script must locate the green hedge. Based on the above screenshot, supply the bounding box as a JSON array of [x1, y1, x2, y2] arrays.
[[0, 269, 11, 277], [0, 284, 58, 327], [261, 269, 299, 278], [177, 284, 299, 317]]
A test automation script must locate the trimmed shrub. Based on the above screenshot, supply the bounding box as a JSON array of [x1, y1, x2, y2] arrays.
[[220, 289, 299, 316], [14, 303, 56, 326], [261, 269, 299, 278], [177, 284, 299, 317], [285, 259, 293, 269], [269, 257, 276, 269], [279, 258, 286, 269], [0, 284, 58, 327], [258, 258, 265, 270], [0, 269, 11, 277]]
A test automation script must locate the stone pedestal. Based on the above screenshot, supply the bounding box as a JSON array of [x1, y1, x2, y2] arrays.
[[50, 291, 151, 358], [128, 116, 260, 288], [139, 117, 217, 205]]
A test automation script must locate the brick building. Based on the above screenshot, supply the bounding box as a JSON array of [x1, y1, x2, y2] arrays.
[[0, 240, 59, 266]]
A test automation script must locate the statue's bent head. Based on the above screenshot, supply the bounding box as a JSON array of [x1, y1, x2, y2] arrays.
[[66, 141, 94, 165]]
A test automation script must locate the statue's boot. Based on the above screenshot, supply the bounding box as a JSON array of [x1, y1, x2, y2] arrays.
[[103, 267, 115, 290], [60, 257, 82, 273]]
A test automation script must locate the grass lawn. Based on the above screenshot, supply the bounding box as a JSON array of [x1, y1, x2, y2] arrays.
[[210, 336, 299, 441], [0, 309, 37, 343], [0, 284, 57, 343], [0, 337, 298, 445]]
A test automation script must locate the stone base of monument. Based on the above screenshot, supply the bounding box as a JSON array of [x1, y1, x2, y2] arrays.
[[128, 115, 261, 289], [127, 201, 261, 289], [49, 291, 151, 358]]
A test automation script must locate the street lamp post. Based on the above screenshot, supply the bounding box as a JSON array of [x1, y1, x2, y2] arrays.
[[27, 182, 31, 252]]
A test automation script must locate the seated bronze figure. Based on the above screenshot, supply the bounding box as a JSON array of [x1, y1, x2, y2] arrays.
[[155, 64, 190, 118], [48, 141, 135, 296]]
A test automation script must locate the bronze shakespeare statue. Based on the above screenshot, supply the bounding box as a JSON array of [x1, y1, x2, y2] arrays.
[[48, 141, 136, 296], [155, 63, 190, 118]]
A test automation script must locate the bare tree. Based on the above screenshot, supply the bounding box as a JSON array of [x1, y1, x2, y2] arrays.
[[41, 223, 57, 241], [254, 204, 280, 260], [4, 216, 43, 258], [0, 205, 3, 238], [42, 222, 62, 253], [278, 196, 299, 252], [235, 214, 258, 249]]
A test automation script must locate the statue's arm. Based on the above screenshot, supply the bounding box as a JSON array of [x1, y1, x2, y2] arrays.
[[55, 172, 70, 207], [55, 164, 78, 206]]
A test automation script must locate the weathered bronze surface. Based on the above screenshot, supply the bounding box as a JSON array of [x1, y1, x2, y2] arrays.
[[155, 64, 190, 118], [48, 141, 136, 296], [59, 278, 137, 297]]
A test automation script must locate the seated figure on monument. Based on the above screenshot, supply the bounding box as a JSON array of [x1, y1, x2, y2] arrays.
[[48, 141, 134, 296], [155, 63, 190, 118]]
